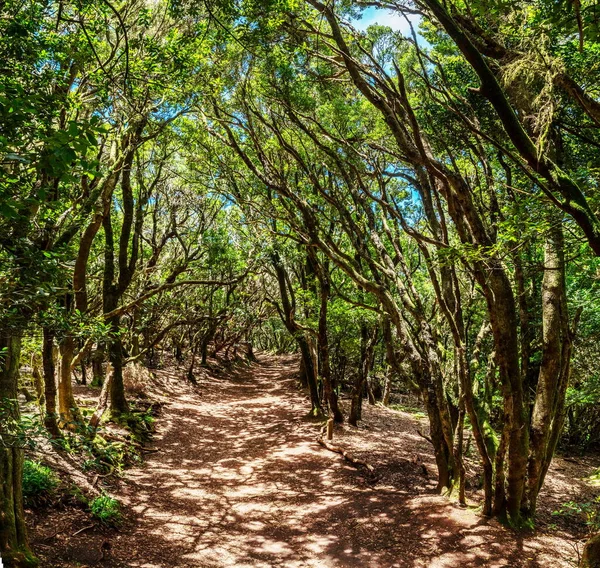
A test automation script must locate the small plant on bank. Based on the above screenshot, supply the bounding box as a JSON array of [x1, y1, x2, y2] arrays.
[[552, 498, 600, 533], [22, 460, 58, 507], [90, 494, 122, 527]]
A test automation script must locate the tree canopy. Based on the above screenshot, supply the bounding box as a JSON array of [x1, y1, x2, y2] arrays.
[[2, 0, 600, 565]]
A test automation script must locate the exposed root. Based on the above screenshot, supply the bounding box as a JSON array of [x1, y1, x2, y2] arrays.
[[316, 435, 375, 474]]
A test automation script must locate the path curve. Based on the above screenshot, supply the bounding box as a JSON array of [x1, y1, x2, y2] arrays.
[[102, 354, 578, 568]]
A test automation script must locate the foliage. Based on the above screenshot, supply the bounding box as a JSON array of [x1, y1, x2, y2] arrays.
[[2, 0, 600, 560], [22, 460, 58, 507], [553, 498, 600, 533], [89, 494, 122, 527], [0, 399, 48, 449]]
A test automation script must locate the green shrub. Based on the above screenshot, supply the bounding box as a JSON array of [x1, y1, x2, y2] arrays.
[[90, 494, 122, 527], [22, 460, 57, 506]]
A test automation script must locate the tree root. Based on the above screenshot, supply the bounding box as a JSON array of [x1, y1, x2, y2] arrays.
[[416, 429, 433, 445], [316, 436, 375, 474]]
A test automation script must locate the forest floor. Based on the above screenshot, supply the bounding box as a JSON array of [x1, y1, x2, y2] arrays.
[[29, 354, 599, 568]]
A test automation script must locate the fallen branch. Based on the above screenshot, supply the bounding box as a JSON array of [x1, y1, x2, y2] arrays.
[[317, 436, 375, 474], [73, 524, 96, 536]]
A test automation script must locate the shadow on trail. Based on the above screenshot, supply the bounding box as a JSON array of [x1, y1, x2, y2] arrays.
[[91, 354, 577, 568]]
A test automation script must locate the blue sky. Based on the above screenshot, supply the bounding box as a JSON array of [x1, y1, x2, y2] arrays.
[[352, 6, 421, 35]]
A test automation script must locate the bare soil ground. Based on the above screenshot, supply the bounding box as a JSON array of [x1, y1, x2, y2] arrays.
[[29, 354, 599, 567]]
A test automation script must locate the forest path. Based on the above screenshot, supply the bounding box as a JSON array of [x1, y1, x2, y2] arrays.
[[103, 354, 578, 568]]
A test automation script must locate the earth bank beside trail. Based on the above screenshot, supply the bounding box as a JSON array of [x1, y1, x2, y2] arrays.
[[30, 354, 596, 567]]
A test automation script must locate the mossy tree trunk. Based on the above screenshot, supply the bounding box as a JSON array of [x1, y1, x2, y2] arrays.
[[102, 210, 130, 417], [0, 333, 38, 567], [526, 221, 572, 515], [57, 334, 82, 428], [582, 533, 600, 568]]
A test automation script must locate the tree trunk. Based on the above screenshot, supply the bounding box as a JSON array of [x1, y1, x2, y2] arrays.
[[582, 533, 600, 568], [315, 259, 343, 423], [30, 354, 44, 406], [270, 250, 322, 416], [0, 333, 38, 567], [297, 335, 322, 415], [90, 367, 112, 432], [58, 335, 81, 428], [454, 401, 466, 505], [80, 359, 87, 386], [42, 328, 60, 437], [348, 372, 366, 427], [492, 412, 509, 516], [349, 324, 377, 426], [382, 368, 392, 406], [244, 341, 257, 362], [527, 222, 570, 515], [200, 335, 211, 366], [107, 318, 129, 416], [91, 345, 105, 387], [484, 267, 528, 524], [298, 355, 309, 388], [421, 379, 454, 492]]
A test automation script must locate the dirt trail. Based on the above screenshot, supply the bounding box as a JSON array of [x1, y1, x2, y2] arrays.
[[35, 354, 587, 567]]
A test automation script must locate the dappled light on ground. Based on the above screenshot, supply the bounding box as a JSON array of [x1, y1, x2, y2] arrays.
[[74, 355, 578, 568]]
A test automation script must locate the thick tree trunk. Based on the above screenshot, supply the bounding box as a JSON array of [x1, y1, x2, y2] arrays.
[[484, 268, 528, 523], [421, 379, 453, 492], [0, 333, 37, 567], [383, 306, 455, 491], [298, 355, 309, 388], [201, 340, 209, 366], [527, 222, 569, 515], [244, 341, 257, 362], [348, 373, 366, 427]]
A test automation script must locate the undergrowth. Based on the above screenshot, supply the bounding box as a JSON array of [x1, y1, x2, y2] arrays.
[[90, 494, 122, 527], [553, 497, 600, 533], [56, 405, 158, 475], [22, 460, 58, 507]]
